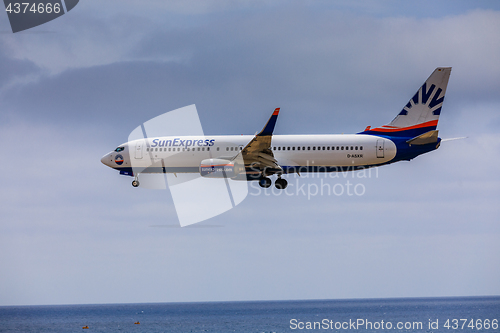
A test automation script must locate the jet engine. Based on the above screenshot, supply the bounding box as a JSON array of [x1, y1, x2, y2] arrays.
[[199, 158, 245, 178]]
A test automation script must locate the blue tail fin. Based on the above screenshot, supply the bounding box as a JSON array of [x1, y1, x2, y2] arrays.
[[360, 67, 451, 137]]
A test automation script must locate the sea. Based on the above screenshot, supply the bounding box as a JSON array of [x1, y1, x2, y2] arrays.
[[0, 296, 498, 332]]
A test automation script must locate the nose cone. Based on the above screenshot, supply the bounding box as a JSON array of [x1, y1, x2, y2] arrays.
[[101, 153, 112, 167]]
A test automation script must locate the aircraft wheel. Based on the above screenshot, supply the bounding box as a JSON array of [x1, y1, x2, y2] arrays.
[[259, 177, 272, 188], [275, 178, 288, 190], [132, 180, 140, 187]]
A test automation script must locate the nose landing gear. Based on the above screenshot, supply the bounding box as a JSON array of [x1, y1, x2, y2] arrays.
[[132, 175, 140, 187]]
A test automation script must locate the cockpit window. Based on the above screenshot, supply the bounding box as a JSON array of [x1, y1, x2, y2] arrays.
[[115, 147, 125, 152]]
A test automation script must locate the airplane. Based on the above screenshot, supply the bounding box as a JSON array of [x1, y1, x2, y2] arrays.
[[101, 67, 452, 190]]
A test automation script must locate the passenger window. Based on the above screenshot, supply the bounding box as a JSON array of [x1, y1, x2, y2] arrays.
[[308, 147, 310, 150], [155, 148, 158, 152], [355, 146, 358, 150], [341, 146, 344, 150], [303, 147, 305, 150], [313, 147, 316, 150], [217, 147, 219, 151], [287, 147, 290, 150], [360, 146, 363, 150], [351, 146, 353, 150], [226, 147, 229, 151], [322, 147, 325, 150], [207, 147, 210, 151], [292, 147, 295, 150]]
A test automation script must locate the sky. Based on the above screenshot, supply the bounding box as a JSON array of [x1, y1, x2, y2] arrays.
[[0, 0, 499, 306]]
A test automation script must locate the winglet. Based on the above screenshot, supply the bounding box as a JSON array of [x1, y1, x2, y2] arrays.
[[257, 108, 280, 136]]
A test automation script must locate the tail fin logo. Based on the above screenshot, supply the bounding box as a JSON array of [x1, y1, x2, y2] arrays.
[[399, 82, 445, 117]]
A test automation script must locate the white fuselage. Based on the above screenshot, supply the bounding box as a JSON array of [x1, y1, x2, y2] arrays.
[[103, 134, 397, 173]]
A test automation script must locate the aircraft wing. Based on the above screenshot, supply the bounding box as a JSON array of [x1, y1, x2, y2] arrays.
[[233, 108, 282, 174]]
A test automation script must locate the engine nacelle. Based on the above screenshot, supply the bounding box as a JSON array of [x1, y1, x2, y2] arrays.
[[199, 158, 245, 178]]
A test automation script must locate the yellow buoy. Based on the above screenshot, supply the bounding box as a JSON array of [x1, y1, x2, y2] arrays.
[[134, 321, 140, 324]]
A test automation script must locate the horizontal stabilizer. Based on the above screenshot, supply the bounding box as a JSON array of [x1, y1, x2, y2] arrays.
[[406, 130, 439, 145]]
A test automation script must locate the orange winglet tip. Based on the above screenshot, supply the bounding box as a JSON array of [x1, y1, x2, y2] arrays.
[[273, 108, 280, 115], [364, 126, 371, 131]]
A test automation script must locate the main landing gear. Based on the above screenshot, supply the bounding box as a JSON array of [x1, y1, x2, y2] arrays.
[[258, 176, 288, 190], [275, 177, 288, 190], [258, 177, 272, 188]]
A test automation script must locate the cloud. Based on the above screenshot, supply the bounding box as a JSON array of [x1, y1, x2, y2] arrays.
[[0, 48, 40, 88], [2, 8, 500, 135]]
